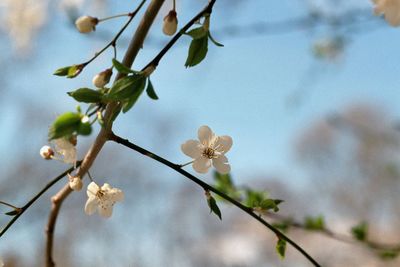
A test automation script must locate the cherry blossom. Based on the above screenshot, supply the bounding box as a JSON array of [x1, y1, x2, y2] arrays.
[[162, 10, 178, 36], [181, 125, 232, 174], [373, 0, 400, 26], [84, 182, 124, 218], [53, 137, 77, 164], [75, 15, 98, 33]]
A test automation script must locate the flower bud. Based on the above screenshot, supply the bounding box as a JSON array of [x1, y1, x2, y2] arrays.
[[75, 16, 98, 33], [92, 68, 113, 88], [40, 145, 54, 160], [162, 10, 178, 36], [68, 174, 83, 191]]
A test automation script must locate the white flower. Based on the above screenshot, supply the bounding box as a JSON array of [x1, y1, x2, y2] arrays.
[[181, 125, 232, 174], [162, 10, 178, 36], [85, 182, 124, 218], [373, 0, 400, 26], [75, 15, 98, 33], [53, 137, 77, 164], [92, 68, 112, 88], [68, 174, 82, 191], [40, 145, 54, 160]]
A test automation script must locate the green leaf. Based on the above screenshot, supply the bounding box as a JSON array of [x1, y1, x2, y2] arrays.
[[112, 59, 136, 74], [207, 195, 222, 220], [213, 172, 241, 201], [208, 31, 224, 47], [244, 189, 268, 208], [272, 221, 291, 233], [186, 27, 208, 39], [351, 221, 368, 241], [48, 112, 82, 140], [304, 215, 325, 231], [185, 36, 208, 67], [260, 199, 283, 212], [121, 76, 147, 113], [105, 74, 144, 101], [276, 238, 286, 259], [68, 88, 103, 103], [379, 250, 399, 260], [145, 78, 158, 100], [77, 122, 92, 136]]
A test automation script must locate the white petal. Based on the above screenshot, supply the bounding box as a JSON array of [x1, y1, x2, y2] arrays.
[[192, 157, 211, 173], [101, 183, 113, 191], [212, 155, 231, 174], [215, 135, 233, 154], [181, 140, 202, 159], [198, 125, 213, 145], [84, 197, 97, 215], [87, 182, 99, 197], [98, 204, 113, 218], [109, 189, 124, 202]]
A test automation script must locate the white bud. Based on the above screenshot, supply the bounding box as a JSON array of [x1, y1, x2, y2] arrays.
[[162, 10, 178, 36], [75, 16, 98, 33], [40, 145, 54, 160], [68, 174, 83, 191], [92, 68, 113, 88]]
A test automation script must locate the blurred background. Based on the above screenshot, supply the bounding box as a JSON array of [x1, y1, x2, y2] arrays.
[[0, 0, 400, 266]]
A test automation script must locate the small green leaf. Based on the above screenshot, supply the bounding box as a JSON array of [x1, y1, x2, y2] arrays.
[[213, 172, 241, 201], [68, 88, 103, 103], [276, 238, 286, 259], [121, 76, 147, 113], [48, 112, 82, 140], [272, 221, 291, 233], [260, 199, 283, 212], [105, 74, 144, 101], [112, 59, 136, 74], [208, 32, 224, 47], [54, 66, 72, 76], [77, 122, 92, 136], [379, 250, 399, 260], [186, 27, 208, 39], [304, 215, 325, 231], [351, 221, 368, 241], [207, 195, 222, 220], [145, 78, 158, 100], [185, 36, 208, 67]]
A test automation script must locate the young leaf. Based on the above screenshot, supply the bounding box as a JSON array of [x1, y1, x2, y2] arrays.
[[112, 59, 136, 74], [207, 196, 222, 220], [77, 122, 92, 136], [208, 32, 224, 47], [304, 215, 325, 230], [351, 221, 368, 241], [68, 88, 103, 103], [121, 76, 147, 113], [54, 66, 72, 76], [276, 238, 287, 259], [185, 36, 208, 67], [105, 75, 143, 101], [48, 112, 82, 140], [145, 78, 158, 100], [186, 27, 208, 39]]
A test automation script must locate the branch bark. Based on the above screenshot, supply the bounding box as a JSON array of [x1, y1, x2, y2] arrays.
[[45, 1, 165, 266]]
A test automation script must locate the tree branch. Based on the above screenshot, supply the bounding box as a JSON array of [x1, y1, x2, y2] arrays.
[[109, 132, 322, 267], [44, 1, 165, 266]]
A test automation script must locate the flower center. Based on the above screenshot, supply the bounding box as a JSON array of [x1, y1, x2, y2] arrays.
[[202, 147, 216, 159]]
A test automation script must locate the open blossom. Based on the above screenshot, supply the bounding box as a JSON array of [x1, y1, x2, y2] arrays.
[[75, 15, 98, 33], [53, 137, 77, 164], [373, 0, 400, 26], [85, 182, 124, 218], [162, 10, 178, 36], [181, 125, 232, 174]]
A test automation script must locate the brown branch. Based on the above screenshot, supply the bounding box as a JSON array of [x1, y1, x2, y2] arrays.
[[44, 1, 166, 266]]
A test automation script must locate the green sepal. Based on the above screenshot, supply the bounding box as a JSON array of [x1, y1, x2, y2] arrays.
[[112, 59, 137, 74], [54, 66, 71, 76], [121, 76, 147, 113], [207, 195, 222, 220], [48, 112, 82, 140], [53, 65, 83, 78], [5, 209, 21, 216], [145, 78, 158, 100], [208, 31, 224, 47], [185, 35, 208, 67], [351, 221, 368, 241], [68, 88, 103, 103], [276, 238, 287, 259]]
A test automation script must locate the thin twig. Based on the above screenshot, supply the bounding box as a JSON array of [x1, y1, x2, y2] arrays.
[[109, 132, 322, 267]]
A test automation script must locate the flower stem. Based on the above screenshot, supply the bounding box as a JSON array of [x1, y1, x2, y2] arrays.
[[0, 201, 20, 210], [179, 160, 193, 168], [98, 13, 131, 23]]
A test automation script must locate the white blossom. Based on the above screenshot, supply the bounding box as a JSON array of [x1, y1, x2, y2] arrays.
[[85, 181, 124, 218], [75, 15, 98, 33], [373, 0, 400, 26], [181, 125, 232, 174], [92, 68, 112, 88], [40, 145, 54, 160], [68, 174, 83, 191], [53, 138, 77, 164], [162, 10, 178, 36]]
